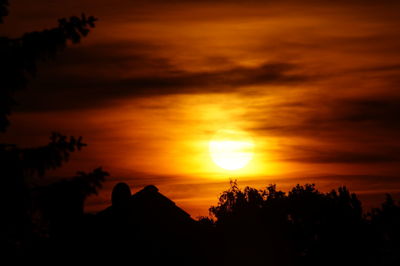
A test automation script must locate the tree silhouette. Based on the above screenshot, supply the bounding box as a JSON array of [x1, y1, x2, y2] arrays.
[[0, 2, 105, 257], [369, 194, 400, 265], [0, 1, 8, 22], [209, 181, 384, 266], [0, 2, 96, 131]]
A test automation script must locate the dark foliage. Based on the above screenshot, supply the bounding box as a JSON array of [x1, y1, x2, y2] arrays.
[[207, 181, 399, 266], [0, 4, 96, 131], [0, 2, 104, 260], [0, 0, 8, 24]]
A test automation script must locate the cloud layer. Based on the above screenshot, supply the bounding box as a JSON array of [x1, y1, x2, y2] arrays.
[[3, 0, 400, 216]]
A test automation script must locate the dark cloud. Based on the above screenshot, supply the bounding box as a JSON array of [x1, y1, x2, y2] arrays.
[[326, 99, 400, 128], [251, 97, 400, 139], [357, 64, 400, 73], [14, 42, 307, 111], [283, 145, 400, 164], [249, 96, 400, 164]]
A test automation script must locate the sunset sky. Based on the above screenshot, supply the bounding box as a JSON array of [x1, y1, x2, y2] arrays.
[[2, 0, 400, 217]]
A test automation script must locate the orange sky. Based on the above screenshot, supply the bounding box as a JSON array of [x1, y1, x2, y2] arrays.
[[1, 0, 400, 217]]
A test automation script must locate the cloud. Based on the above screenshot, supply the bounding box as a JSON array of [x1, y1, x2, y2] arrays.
[[14, 42, 307, 111], [283, 145, 400, 164], [247, 96, 400, 164], [357, 64, 400, 73], [250, 96, 400, 139]]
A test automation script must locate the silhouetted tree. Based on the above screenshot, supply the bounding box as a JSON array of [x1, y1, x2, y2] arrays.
[[0, 133, 89, 253], [0, 2, 96, 131], [369, 194, 400, 265], [0, 0, 8, 24], [37, 167, 108, 235], [0, 2, 102, 258], [209, 181, 383, 266]]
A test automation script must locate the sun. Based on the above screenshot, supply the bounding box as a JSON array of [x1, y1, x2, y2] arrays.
[[209, 129, 254, 171]]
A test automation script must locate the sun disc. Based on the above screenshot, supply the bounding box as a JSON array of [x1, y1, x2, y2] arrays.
[[209, 129, 254, 170]]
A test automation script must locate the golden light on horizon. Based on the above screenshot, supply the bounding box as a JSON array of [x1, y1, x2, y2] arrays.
[[209, 129, 254, 171]]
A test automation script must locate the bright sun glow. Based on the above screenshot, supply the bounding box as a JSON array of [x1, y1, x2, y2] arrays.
[[209, 129, 254, 170]]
